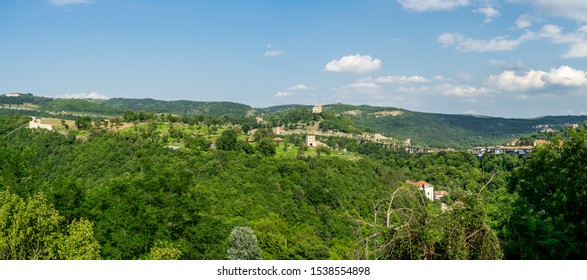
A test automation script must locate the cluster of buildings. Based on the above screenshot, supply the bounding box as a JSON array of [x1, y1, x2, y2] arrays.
[[470, 146, 534, 157], [470, 140, 550, 157]]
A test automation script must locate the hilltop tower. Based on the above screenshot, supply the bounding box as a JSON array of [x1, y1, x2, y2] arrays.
[[312, 100, 322, 114]]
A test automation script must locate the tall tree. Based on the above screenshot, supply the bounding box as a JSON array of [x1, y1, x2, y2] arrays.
[[508, 128, 587, 259], [216, 129, 238, 151], [227, 226, 262, 260], [0, 191, 100, 260]]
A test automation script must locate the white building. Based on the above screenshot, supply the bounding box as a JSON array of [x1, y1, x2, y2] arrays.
[[406, 180, 434, 201], [29, 117, 53, 131]]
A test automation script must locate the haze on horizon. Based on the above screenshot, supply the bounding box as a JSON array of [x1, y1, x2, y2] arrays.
[[2, 0, 587, 118]]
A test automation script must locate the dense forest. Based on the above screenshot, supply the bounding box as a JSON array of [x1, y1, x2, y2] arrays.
[[1, 113, 585, 260]]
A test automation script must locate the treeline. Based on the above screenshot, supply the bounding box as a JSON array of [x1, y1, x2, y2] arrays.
[[1, 114, 585, 259]]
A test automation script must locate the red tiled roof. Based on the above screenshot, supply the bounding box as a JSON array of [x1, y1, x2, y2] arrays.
[[406, 180, 433, 188]]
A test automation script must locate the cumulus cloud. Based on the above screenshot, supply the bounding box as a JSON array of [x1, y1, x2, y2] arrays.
[[375, 75, 429, 84], [60, 92, 109, 99], [488, 65, 587, 91], [398, 0, 470, 12], [274, 84, 312, 97], [438, 31, 535, 52], [538, 24, 587, 58], [324, 54, 382, 73], [50, 0, 94, 6], [475, 6, 500, 23]]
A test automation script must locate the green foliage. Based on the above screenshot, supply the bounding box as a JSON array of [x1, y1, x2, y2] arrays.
[[253, 128, 275, 142], [0, 115, 30, 134], [56, 219, 101, 260], [508, 128, 587, 259], [216, 129, 238, 151], [315, 145, 331, 157], [0, 114, 583, 260], [75, 116, 92, 130], [146, 241, 182, 260], [0, 191, 62, 259], [0, 191, 100, 260], [324, 104, 587, 148], [104, 98, 252, 117], [227, 226, 262, 260], [256, 137, 276, 156]]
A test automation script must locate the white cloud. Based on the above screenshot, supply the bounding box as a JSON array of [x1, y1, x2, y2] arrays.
[[515, 14, 533, 29], [475, 6, 500, 23], [538, 24, 587, 58], [396, 83, 494, 100], [60, 91, 109, 99], [375, 75, 429, 84], [544, 65, 587, 86], [488, 70, 546, 91], [274, 84, 312, 97], [398, 0, 470, 12], [438, 31, 535, 52], [342, 82, 381, 90], [50, 0, 94, 6], [324, 54, 382, 73], [433, 75, 451, 81], [274, 91, 292, 97], [288, 84, 311, 91], [264, 50, 285, 57], [521, 0, 587, 23], [437, 84, 494, 97], [488, 65, 587, 91]]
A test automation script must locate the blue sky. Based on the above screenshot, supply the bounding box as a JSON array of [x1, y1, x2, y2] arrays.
[[1, 0, 587, 117]]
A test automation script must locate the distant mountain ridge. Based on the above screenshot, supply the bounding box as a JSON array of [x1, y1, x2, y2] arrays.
[[2, 93, 587, 148]]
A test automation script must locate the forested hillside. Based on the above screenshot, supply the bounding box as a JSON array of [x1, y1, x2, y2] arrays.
[[323, 104, 587, 148], [1, 114, 585, 260], [3, 94, 587, 148]]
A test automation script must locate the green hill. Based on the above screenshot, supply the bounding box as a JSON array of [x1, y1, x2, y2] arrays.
[[103, 98, 252, 116], [323, 104, 587, 148], [2, 93, 587, 148]]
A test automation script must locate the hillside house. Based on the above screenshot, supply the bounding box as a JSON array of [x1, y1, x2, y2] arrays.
[[471, 147, 487, 157], [28, 117, 53, 131], [406, 180, 434, 201], [434, 190, 449, 200]]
